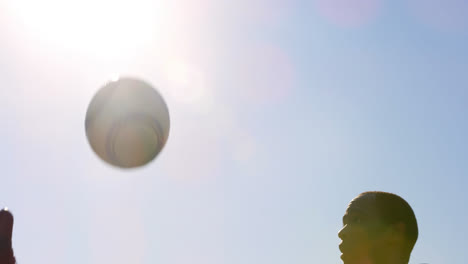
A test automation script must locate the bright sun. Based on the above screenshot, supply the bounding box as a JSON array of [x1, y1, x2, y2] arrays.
[[4, 0, 215, 108], [5, 0, 166, 59]]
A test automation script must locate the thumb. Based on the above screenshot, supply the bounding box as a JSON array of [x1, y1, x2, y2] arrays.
[[0, 208, 13, 249], [0, 208, 15, 264]]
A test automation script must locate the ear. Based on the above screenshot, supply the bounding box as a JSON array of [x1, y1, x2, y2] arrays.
[[388, 222, 406, 244], [393, 222, 405, 233], [374, 222, 405, 246]]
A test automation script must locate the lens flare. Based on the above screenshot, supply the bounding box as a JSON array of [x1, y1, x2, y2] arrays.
[[164, 59, 212, 108], [225, 0, 295, 25], [159, 114, 223, 181], [226, 42, 295, 105], [316, 0, 382, 27], [407, 0, 468, 32]]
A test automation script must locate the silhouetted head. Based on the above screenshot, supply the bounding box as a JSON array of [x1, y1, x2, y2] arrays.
[[338, 191, 418, 264]]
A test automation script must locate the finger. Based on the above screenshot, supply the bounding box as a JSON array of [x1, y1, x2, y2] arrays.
[[0, 208, 13, 249]]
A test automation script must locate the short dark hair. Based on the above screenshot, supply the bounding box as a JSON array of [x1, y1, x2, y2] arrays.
[[358, 191, 418, 260]]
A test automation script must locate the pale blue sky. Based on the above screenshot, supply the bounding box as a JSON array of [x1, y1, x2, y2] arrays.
[[1, 0, 467, 263]]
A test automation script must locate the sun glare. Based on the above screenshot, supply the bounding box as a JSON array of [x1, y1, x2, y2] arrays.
[[6, 0, 165, 60]]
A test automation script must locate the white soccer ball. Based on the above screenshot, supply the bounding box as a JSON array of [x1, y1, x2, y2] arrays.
[[85, 77, 170, 168]]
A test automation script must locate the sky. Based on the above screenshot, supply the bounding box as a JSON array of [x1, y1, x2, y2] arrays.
[[1, 0, 468, 263]]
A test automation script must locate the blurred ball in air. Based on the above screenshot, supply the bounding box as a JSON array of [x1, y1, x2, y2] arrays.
[[85, 77, 170, 169]]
